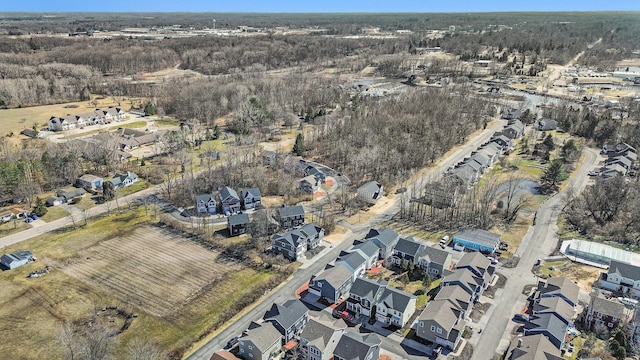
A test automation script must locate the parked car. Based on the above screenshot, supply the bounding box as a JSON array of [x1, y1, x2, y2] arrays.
[[224, 337, 239, 349], [25, 217, 33, 223], [513, 313, 529, 322], [338, 311, 354, 321], [28, 214, 39, 220]]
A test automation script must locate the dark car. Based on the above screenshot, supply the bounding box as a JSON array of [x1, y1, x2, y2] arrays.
[[225, 337, 239, 349], [28, 214, 39, 220]]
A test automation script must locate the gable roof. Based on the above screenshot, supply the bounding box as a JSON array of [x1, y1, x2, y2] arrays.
[[365, 227, 399, 248], [273, 230, 306, 248], [608, 260, 640, 280], [358, 181, 382, 194], [394, 237, 424, 257], [420, 246, 451, 266], [456, 251, 491, 273], [219, 186, 240, 201], [209, 350, 241, 360], [336, 252, 367, 272], [434, 284, 472, 311], [470, 152, 490, 166], [606, 155, 632, 167], [263, 299, 309, 331], [350, 241, 380, 259], [532, 297, 574, 322], [299, 223, 323, 239], [314, 264, 353, 289], [196, 194, 216, 203], [524, 313, 568, 342], [241, 321, 282, 351], [333, 332, 381, 360], [299, 317, 345, 352], [378, 287, 416, 313], [442, 268, 483, 294], [418, 299, 462, 330], [241, 188, 262, 199], [349, 278, 386, 300], [279, 205, 305, 218], [589, 291, 629, 321], [538, 277, 580, 305], [454, 228, 501, 248], [228, 213, 250, 226], [506, 334, 563, 360]]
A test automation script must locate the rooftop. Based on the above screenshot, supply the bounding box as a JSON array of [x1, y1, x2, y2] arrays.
[[454, 228, 501, 247]]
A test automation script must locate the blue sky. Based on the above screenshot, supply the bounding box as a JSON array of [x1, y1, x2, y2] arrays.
[[1, 0, 638, 12]]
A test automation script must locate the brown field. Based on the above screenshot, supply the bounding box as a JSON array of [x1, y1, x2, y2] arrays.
[[59, 226, 242, 317], [0, 95, 139, 136]]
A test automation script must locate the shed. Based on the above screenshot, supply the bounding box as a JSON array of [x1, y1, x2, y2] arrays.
[[1, 251, 34, 269]]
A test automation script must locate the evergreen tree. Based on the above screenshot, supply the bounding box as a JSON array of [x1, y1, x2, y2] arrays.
[[543, 134, 555, 151], [102, 181, 116, 202], [143, 102, 156, 116], [541, 159, 566, 191], [422, 273, 432, 288], [293, 133, 305, 156], [33, 197, 47, 217]]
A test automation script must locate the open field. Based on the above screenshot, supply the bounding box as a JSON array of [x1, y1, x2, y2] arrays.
[[109, 120, 148, 130], [59, 226, 242, 317], [539, 260, 600, 292], [0, 95, 137, 136], [0, 208, 284, 358]]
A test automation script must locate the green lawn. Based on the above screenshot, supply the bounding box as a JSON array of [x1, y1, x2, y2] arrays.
[[108, 121, 147, 130], [117, 180, 149, 197], [39, 206, 69, 222], [73, 196, 98, 211], [153, 118, 180, 127]]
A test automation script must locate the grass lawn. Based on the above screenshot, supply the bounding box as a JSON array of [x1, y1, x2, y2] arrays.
[[72, 196, 98, 211], [39, 206, 69, 222], [0, 219, 31, 236], [117, 180, 149, 197], [153, 118, 181, 127], [492, 217, 532, 257], [109, 120, 147, 130], [61, 128, 105, 139]]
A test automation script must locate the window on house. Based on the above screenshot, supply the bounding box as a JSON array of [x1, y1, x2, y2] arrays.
[[318, 282, 322, 288], [437, 327, 443, 334], [609, 322, 614, 328], [249, 345, 253, 350], [431, 325, 436, 332], [419, 322, 424, 327], [249, 353, 253, 358]]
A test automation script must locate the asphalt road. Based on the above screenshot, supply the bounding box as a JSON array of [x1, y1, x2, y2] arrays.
[[186, 119, 508, 360], [470, 148, 599, 360]]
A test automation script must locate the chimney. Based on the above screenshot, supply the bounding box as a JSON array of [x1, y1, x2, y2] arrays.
[[517, 338, 522, 348]]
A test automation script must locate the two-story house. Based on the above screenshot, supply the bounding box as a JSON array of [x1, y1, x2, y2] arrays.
[[335, 252, 368, 281], [441, 268, 486, 302], [220, 186, 241, 214], [350, 241, 380, 270], [299, 316, 346, 360], [419, 246, 453, 277], [241, 188, 262, 210], [298, 223, 325, 250], [434, 284, 474, 318], [333, 332, 381, 360], [263, 299, 309, 343], [357, 181, 384, 205], [375, 286, 417, 328], [523, 312, 569, 350], [454, 252, 495, 286], [584, 289, 633, 331], [503, 120, 525, 139], [308, 264, 354, 304], [346, 278, 387, 317], [599, 260, 640, 297], [238, 321, 282, 360], [391, 237, 425, 267], [416, 299, 466, 350], [196, 194, 217, 214], [278, 205, 305, 229], [365, 227, 400, 259], [272, 223, 325, 261], [304, 165, 326, 184], [531, 296, 575, 326], [535, 277, 580, 308], [505, 334, 563, 360], [299, 175, 320, 194], [228, 213, 250, 237], [107, 171, 138, 190]]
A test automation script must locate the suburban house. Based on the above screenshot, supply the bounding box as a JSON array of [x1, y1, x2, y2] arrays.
[[535, 277, 580, 308], [491, 134, 514, 150], [308, 264, 354, 304], [196, 194, 217, 214], [97, 107, 127, 122], [601, 142, 637, 157], [357, 181, 384, 205], [278, 205, 305, 229], [477, 144, 501, 166], [605, 155, 633, 171], [48, 107, 126, 131], [304, 165, 327, 184], [584, 289, 633, 330], [501, 109, 523, 121], [219, 186, 241, 214], [468, 152, 491, 173], [531, 297, 575, 325], [335, 252, 368, 281], [57, 187, 87, 202], [461, 158, 483, 176], [536, 119, 559, 131], [441, 268, 487, 302], [601, 163, 628, 178], [349, 241, 380, 270], [502, 120, 525, 139], [375, 287, 417, 327], [238, 321, 282, 360], [332, 332, 381, 360], [299, 175, 321, 194], [454, 252, 495, 286], [523, 312, 569, 349], [76, 174, 103, 190], [419, 246, 453, 277], [0, 208, 27, 221], [210, 350, 241, 360], [299, 317, 346, 360], [346, 278, 387, 317], [599, 260, 640, 297], [47, 114, 85, 131], [452, 228, 501, 253], [365, 227, 400, 259], [434, 285, 473, 317], [241, 188, 262, 210], [263, 299, 309, 342], [228, 213, 250, 237], [0, 251, 34, 270], [271, 223, 324, 261], [107, 171, 138, 190], [390, 237, 425, 267], [416, 299, 466, 350], [505, 334, 563, 360], [45, 196, 64, 207], [449, 165, 480, 188]]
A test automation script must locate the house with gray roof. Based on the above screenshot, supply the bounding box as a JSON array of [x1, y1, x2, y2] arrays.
[[240, 188, 262, 210], [505, 334, 563, 360], [492, 134, 514, 150], [375, 286, 417, 327], [335, 252, 368, 281], [535, 277, 580, 307], [452, 228, 501, 253], [535, 119, 559, 131], [584, 289, 633, 331], [332, 332, 381, 360], [263, 299, 309, 342], [605, 155, 633, 170], [523, 312, 569, 349], [278, 205, 305, 229], [107, 171, 138, 190], [469, 152, 491, 172], [196, 194, 217, 214], [57, 187, 87, 202], [77, 174, 103, 191], [357, 181, 384, 205], [390, 237, 425, 267], [600, 260, 640, 297], [477, 146, 500, 166], [449, 164, 480, 188], [442, 268, 486, 302], [299, 317, 346, 360], [346, 278, 387, 317], [434, 284, 473, 317], [272, 223, 324, 261], [416, 299, 466, 350], [419, 246, 453, 277], [349, 241, 380, 270], [365, 227, 399, 259], [219, 186, 241, 214], [309, 264, 354, 304], [455, 251, 495, 285], [531, 296, 575, 325], [299, 175, 320, 194], [238, 322, 282, 360], [503, 120, 525, 139], [299, 223, 324, 250], [601, 163, 627, 178], [228, 213, 250, 236], [1, 250, 34, 270]]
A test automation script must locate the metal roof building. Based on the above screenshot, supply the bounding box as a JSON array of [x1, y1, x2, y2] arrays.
[[560, 239, 638, 268]]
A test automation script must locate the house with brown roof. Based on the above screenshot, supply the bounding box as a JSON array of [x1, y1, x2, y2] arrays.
[[416, 299, 466, 350]]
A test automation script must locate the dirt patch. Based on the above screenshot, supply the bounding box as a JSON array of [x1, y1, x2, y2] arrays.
[[470, 302, 492, 322], [450, 342, 473, 360], [58, 226, 243, 317], [484, 273, 507, 298], [541, 260, 600, 293]]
